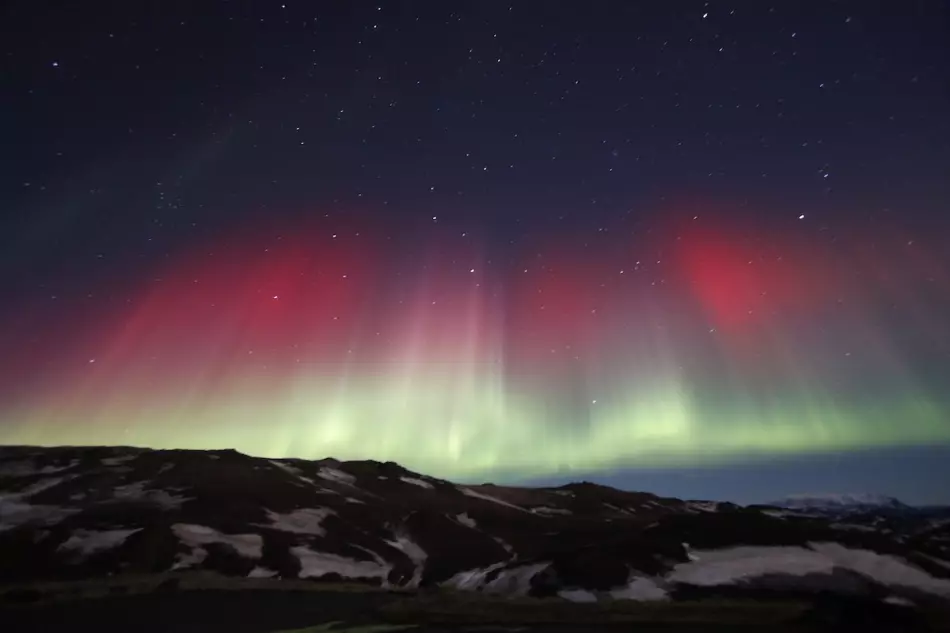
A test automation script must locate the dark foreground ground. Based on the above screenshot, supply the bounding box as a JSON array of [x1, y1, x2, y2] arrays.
[[1, 575, 947, 633]]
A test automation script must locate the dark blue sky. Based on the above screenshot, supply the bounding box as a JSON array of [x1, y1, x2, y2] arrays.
[[517, 446, 950, 505]]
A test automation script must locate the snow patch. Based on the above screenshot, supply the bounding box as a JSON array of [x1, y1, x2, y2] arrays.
[[682, 542, 700, 562], [483, 562, 550, 595], [532, 506, 572, 516], [493, 536, 514, 553], [0, 476, 79, 531], [829, 522, 879, 533], [171, 523, 262, 568], [456, 513, 477, 529], [292, 546, 391, 581], [775, 493, 905, 511], [172, 547, 207, 570], [101, 454, 137, 467], [445, 561, 549, 596], [268, 459, 302, 476], [113, 481, 189, 509], [559, 589, 597, 602], [350, 544, 388, 566], [386, 535, 428, 588], [460, 487, 528, 512], [58, 528, 142, 556], [318, 467, 357, 486], [762, 509, 792, 519], [0, 500, 79, 532], [248, 566, 278, 579], [921, 554, 950, 572], [14, 476, 72, 497], [345, 497, 365, 504], [610, 576, 669, 601], [811, 542, 950, 596], [443, 561, 509, 591], [669, 545, 833, 585], [0, 459, 78, 477], [667, 543, 950, 598], [261, 507, 334, 536], [400, 476, 434, 489], [267, 460, 323, 487]]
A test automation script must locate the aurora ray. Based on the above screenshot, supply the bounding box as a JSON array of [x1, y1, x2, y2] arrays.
[[1, 212, 947, 482]]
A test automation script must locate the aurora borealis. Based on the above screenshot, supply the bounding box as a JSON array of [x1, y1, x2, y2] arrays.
[[3, 1, 949, 500], [2, 209, 948, 480]]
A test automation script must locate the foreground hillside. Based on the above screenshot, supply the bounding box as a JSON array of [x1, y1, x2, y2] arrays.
[[1, 445, 950, 631]]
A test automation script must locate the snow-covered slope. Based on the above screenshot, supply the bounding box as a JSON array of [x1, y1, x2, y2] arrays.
[[2, 445, 949, 608], [772, 493, 908, 512]]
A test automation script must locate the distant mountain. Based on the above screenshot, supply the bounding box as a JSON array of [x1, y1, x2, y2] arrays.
[[772, 493, 909, 513], [2, 445, 950, 610]]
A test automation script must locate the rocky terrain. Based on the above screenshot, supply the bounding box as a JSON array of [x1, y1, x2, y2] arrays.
[[2, 445, 950, 631]]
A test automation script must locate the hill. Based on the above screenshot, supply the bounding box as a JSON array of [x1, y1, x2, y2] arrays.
[[2, 445, 950, 631]]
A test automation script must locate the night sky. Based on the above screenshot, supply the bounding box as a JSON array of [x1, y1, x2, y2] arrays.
[[2, 1, 949, 504]]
